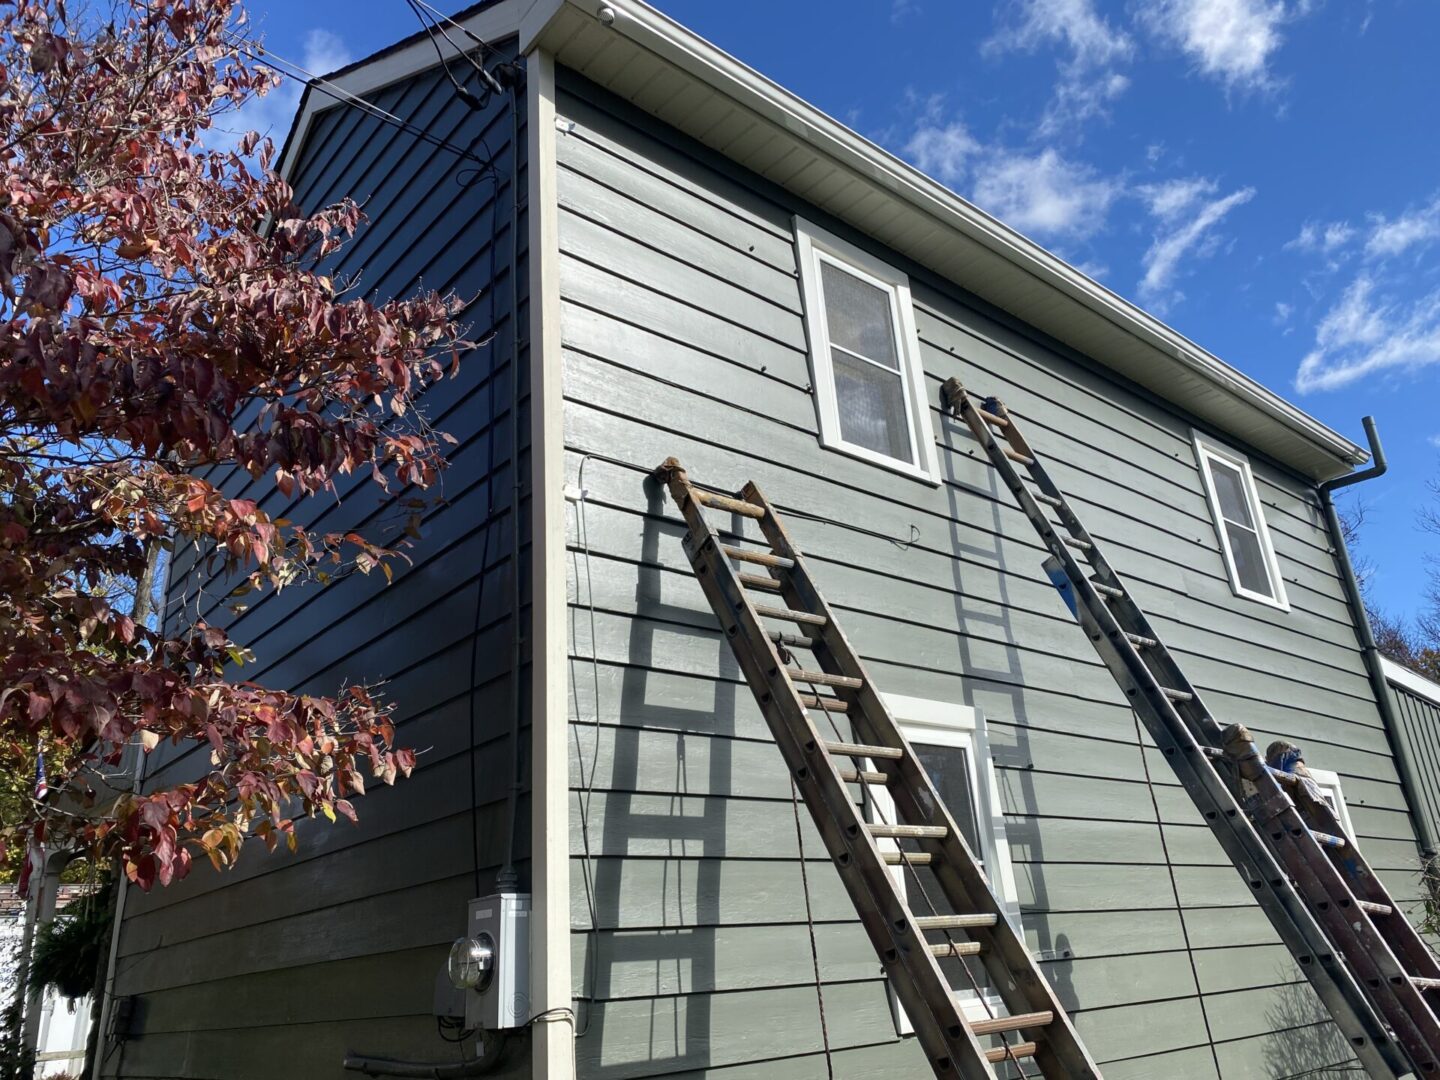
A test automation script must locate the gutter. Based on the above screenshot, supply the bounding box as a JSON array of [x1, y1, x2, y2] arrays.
[[1319, 417, 1439, 859]]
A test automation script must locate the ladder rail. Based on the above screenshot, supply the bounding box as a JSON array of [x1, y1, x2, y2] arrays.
[[741, 480, 1102, 1080], [655, 461, 1005, 1080], [942, 378, 1425, 1080]]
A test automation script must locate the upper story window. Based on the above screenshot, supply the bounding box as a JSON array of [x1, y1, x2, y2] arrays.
[[794, 218, 939, 483], [1193, 433, 1289, 611]]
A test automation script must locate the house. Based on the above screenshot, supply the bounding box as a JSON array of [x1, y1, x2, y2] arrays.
[[3, 884, 96, 1079], [93, 1, 1436, 1078]]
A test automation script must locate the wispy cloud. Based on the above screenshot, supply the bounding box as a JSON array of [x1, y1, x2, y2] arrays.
[[1139, 0, 1306, 93], [892, 0, 922, 24], [1136, 177, 1256, 310], [986, 0, 1134, 136], [1295, 275, 1440, 392], [207, 29, 352, 154], [973, 148, 1122, 241], [1288, 220, 1356, 255], [898, 96, 1118, 243], [1364, 195, 1440, 260]]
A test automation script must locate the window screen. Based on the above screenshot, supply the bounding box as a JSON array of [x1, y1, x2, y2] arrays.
[[820, 260, 913, 463]]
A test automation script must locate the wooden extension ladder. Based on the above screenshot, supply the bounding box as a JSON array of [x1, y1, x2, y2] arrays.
[[654, 457, 1101, 1080], [942, 377, 1440, 1080]]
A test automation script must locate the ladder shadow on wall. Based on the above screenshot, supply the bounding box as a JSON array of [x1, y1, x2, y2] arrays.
[[939, 416, 1079, 1018], [568, 468, 736, 1076]]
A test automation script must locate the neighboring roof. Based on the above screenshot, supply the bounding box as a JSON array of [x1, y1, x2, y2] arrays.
[[1384, 656, 1440, 705], [280, 0, 1370, 483]]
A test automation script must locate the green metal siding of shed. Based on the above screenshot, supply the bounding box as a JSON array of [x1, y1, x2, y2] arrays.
[[101, 52, 532, 1079], [1391, 676, 1440, 855], [557, 70, 1426, 1079]]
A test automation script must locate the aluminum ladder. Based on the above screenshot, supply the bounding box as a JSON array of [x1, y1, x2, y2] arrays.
[[654, 456, 1102, 1080], [942, 376, 1440, 1080]]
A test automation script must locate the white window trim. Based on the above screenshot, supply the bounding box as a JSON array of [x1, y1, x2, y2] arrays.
[[793, 217, 940, 485], [1192, 432, 1290, 611], [870, 694, 1019, 1035], [1307, 766, 1358, 841]]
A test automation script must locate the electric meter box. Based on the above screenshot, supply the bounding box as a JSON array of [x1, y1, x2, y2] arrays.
[[466, 891, 531, 1030]]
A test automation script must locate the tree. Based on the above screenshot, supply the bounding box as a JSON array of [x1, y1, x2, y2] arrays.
[[0, 0, 468, 893]]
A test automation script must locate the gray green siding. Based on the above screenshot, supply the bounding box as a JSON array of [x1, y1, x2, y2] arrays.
[[557, 71, 1426, 1079], [1391, 676, 1440, 854], [101, 51, 531, 1080]]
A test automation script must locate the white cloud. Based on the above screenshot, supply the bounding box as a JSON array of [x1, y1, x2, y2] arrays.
[[1140, 0, 1302, 92], [1287, 220, 1356, 254], [972, 148, 1122, 241], [208, 29, 352, 153], [1295, 274, 1440, 392], [892, 0, 922, 23], [986, 0, 1135, 136], [1364, 196, 1440, 260], [1429, 434, 1440, 449], [1274, 300, 1293, 324], [1136, 177, 1256, 309], [903, 116, 980, 187]]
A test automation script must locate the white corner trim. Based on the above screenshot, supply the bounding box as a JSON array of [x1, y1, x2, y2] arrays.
[[1383, 655, 1440, 706], [525, 46, 576, 1080]]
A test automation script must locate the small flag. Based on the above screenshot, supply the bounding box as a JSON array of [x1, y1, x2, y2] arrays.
[[34, 750, 48, 801]]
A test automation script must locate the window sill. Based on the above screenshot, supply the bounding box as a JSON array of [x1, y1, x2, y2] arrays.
[[820, 434, 941, 487]]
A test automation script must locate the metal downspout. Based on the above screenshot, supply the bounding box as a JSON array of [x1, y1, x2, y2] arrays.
[[1320, 416, 1440, 859]]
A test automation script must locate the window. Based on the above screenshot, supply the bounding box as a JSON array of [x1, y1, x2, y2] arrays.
[[1193, 434, 1289, 610], [794, 218, 939, 482], [868, 695, 1019, 1035], [1306, 767, 1358, 840]]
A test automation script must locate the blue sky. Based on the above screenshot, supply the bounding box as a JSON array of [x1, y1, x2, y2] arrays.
[[240, 0, 1440, 627]]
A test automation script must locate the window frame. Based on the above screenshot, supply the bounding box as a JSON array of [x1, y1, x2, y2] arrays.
[[793, 217, 940, 484], [868, 695, 1019, 1035], [1192, 432, 1290, 611], [1306, 766, 1358, 840]]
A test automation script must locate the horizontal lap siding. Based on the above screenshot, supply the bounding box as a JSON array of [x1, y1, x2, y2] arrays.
[[555, 72, 1420, 1079], [105, 53, 531, 1080]]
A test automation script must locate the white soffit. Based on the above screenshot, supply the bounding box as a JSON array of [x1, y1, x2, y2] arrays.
[[280, 0, 1367, 482], [1384, 657, 1440, 706]]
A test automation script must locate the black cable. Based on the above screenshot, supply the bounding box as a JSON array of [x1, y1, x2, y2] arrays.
[[405, 0, 504, 99]]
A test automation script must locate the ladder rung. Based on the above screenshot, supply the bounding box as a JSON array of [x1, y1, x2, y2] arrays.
[[1033, 492, 1064, 509], [754, 604, 826, 626], [1003, 447, 1034, 466], [970, 1011, 1053, 1037], [1359, 900, 1392, 916], [767, 630, 813, 650], [1309, 829, 1347, 849], [692, 489, 765, 519], [915, 914, 997, 931], [823, 739, 901, 759], [1161, 686, 1194, 703], [868, 823, 948, 839], [1090, 579, 1124, 599], [1063, 535, 1093, 552], [802, 695, 849, 714], [881, 850, 934, 866], [1412, 977, 1440, 990], [738, 572, 783, 592], [1125, 632, 1158, 648], [985, 1043, 1037, 1065], [1200, 745, 1224, 759], [929, 940, 982, 958], [722, 545, 794, 570], [787, 668, 862, 690], [837, 766, 889, 785], [976, 407, 1009, 428]]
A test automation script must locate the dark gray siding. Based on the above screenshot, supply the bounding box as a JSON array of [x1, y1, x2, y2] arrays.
[[1392, 677, 1440, 855], [557, 71, 1426, 1079], [102, 51, 531, 1080]]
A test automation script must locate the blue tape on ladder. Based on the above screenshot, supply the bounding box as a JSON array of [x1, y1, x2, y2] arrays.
[[1046, 560, 1079, 620]]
